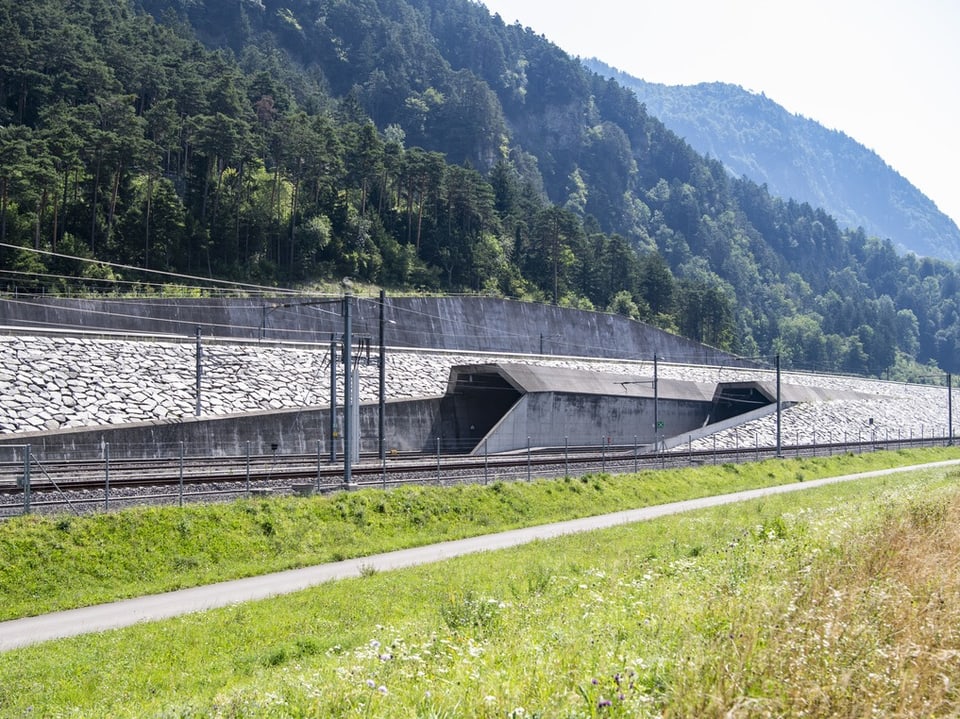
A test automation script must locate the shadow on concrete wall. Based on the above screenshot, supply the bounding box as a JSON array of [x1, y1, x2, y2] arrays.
[[0, 296, 754, 366]]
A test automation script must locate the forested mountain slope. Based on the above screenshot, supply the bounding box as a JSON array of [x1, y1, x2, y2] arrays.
[[1, 0, 958, 376], [587, 61, 960, 263]]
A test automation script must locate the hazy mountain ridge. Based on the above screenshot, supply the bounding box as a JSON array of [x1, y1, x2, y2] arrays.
[[587, 60, 960, 262]]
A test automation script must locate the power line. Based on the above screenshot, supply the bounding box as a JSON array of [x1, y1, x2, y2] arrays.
[[0, 242, 301, 296], [0, 244, 757, 362], [0, 296, 282, 339], [0, 268, 220, 293]]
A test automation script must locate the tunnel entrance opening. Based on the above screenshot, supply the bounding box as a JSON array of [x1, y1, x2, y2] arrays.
[[441, 369, 522, 453], [710, 385, 774, 423]]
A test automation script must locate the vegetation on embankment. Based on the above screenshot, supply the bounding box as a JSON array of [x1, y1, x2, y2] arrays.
[[2, 449, 960, 716], [0, 448, 956, 622], [7, 0, 960, 378]]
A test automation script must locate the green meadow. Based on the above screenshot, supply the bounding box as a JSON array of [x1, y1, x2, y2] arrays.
[[2, 448, 960, 716]]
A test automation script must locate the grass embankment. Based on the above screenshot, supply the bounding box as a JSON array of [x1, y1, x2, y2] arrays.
[[2, 448, 960, 716], [1, 448, 955, 621]]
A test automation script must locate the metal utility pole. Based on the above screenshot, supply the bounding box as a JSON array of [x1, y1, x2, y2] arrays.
[[379, 289, 386, 461], [653, 353, 659, 451], [329, 333, 337, 463], [776, 353, 783, 457], [195, 326, 202, 416], [343, 292, 353, 488], [949, 373, 954, 446], [539, 333, 559, 355]]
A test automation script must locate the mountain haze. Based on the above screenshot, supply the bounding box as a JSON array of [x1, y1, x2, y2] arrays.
[[587, 60, 960, 263]]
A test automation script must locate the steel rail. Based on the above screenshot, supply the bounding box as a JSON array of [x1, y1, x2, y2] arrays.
[[0, 436, 951, 504]]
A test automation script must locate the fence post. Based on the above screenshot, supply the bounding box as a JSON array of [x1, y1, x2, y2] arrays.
[[527, 436, 531, 482], [436, 437, 441, 485], [564, 436, 569, 478], [104, 442, 110, 511], [245, 441, 251, 496], [484, 439, 489, 485], [22, 444, 31, 515], [633, 435, 638, 474], [316, 439, 322, 492], [179, 441, 185, 507]]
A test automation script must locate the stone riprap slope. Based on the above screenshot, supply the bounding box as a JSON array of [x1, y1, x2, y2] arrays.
[[0, 335, 953, 448]]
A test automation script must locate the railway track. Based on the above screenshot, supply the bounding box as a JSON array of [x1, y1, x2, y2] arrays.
[[0, 436, 952, 516]]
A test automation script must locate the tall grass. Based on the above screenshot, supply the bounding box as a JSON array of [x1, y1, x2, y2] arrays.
[[2, 458, 960, 716], [694, 486, 960, 716]]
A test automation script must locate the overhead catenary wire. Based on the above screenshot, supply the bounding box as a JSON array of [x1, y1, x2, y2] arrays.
[[3, 245, 950, 381], [0, 245, 808, 371], [0, 269, 244, 295], [2, 245, 574, 351], [2, 243, 756, 364], [0, 243, 302, 296]]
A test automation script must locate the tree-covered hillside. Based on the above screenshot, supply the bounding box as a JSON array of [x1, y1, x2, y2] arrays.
[[588, 60, 960, 264], [1, 0, 958, 376]]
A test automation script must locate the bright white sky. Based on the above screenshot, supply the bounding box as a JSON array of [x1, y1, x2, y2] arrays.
[[479, 0, 960, 228]]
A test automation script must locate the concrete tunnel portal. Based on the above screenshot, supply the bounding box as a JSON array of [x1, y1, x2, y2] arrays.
[[437, 363, 872, 455]]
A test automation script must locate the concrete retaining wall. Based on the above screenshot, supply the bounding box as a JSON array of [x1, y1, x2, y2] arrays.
[[4, 296, 875, 463], [0, 296, 747, 365], [0, 398, 444, 461]]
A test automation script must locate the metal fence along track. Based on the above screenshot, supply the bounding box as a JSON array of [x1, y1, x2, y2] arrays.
[[0, 433, 955, 517]]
